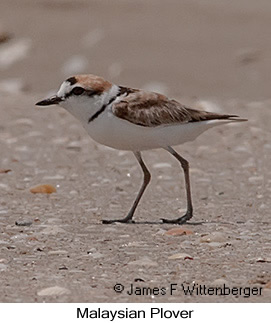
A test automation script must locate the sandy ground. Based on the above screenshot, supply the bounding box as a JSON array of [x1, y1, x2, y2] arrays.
[[0, 0, 270, 302]]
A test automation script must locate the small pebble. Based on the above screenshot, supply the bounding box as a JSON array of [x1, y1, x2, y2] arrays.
[[15, 220, 32, 226], [88, 252, 104, 259], [256, 257, 271, 263], [7, 245, 16, 250], [207, 242, 227, 248], [10, 233, 28, 241], [134, 278, 145, 282], [66, 141, 82, 151], [69, 190, 78, 195], [165, 227, 194, 236], [200, 232, 227, 243], [48, 250, 68, 256], [123, 241, 144, 247], [128, 257, 158, 267], [37, 286, 71, 296], [153, 162, 172, 169], [30, 184, 56, 194], [0, 169, 11, 174], [168, 253, 193, 260]]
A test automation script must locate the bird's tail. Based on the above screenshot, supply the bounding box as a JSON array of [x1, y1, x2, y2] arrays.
[[225, 116, 248, 122], [201, 113, 248, 123]]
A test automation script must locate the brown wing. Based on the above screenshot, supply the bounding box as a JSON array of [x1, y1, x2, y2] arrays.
[[112, 89, 238, 127]]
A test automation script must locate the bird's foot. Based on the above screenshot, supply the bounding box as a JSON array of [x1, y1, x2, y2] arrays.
[[161, 211, 193, 225], [102, 218, 135, 224]]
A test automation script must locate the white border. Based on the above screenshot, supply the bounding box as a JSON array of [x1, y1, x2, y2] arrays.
[[0, 303, 269, 322]]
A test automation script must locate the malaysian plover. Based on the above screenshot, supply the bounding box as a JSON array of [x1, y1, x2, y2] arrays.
[[36, 74, 247, 224]]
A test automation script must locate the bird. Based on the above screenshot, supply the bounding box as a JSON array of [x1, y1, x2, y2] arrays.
[[36, 74, 247, 224]]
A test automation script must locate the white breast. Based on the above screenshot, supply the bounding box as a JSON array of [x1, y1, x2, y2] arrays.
[[83, 108, 234, 151]]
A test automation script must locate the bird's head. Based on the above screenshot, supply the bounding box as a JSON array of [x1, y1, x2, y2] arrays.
[[36, 74, 117, 122]]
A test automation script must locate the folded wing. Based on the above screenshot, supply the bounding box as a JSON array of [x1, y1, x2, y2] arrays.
[[112, 89, 242, 127]]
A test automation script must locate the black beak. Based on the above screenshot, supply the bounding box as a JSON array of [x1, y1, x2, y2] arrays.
[[36, 95, 63, 106]]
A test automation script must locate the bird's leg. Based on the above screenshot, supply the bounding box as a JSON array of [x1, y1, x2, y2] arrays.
[[161, 146, 193, 224], [102, 151, 151, 224]]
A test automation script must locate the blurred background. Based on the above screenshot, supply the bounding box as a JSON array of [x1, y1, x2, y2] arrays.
[[1, 0, 271, 100]]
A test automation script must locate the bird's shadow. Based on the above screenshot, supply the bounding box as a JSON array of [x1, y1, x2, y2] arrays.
[[93, 219, 268, 226], [99, 219, 204, 225]]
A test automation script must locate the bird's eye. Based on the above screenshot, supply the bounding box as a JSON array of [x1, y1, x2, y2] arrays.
[[71, 87, 85, 96]]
